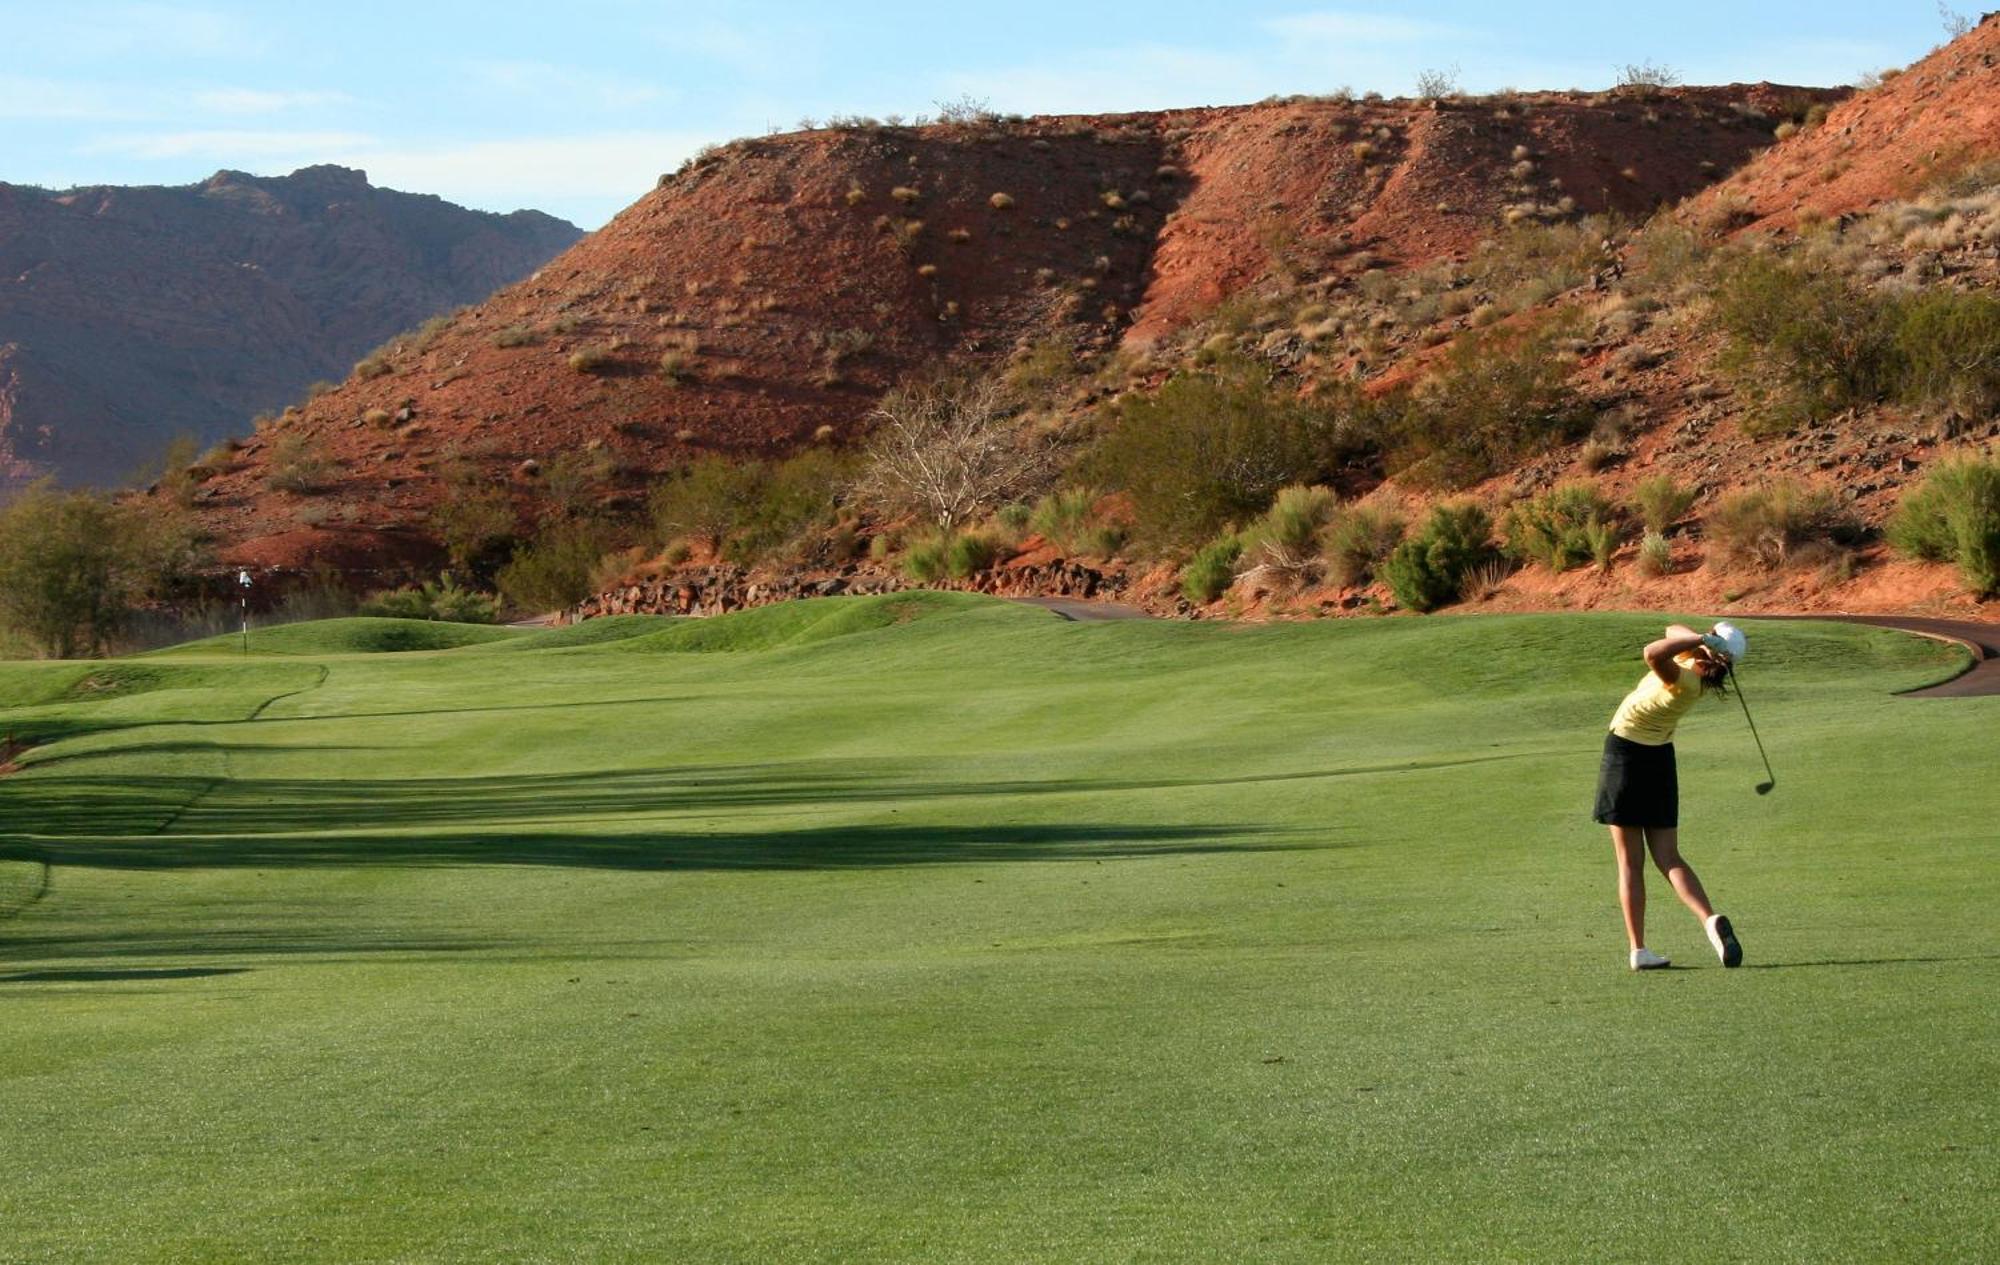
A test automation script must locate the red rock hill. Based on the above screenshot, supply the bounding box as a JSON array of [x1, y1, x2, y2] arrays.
[[184, 86, 1827, 572]]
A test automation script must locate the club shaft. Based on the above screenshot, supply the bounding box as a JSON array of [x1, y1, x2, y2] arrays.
[[1727, 665, 1776, 784]]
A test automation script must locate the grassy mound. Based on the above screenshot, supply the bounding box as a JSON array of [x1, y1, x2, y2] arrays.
[[462, 614, 680, 652], [0, 606, 1987, 1261], [610, 590, 1026, 653], [154, 616, 526, 657]]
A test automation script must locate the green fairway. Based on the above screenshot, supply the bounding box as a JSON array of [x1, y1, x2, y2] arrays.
[[1, 595, 1993, 1263]]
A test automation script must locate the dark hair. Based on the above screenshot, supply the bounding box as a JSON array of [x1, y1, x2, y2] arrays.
[[1694, 658, 1730, 692]]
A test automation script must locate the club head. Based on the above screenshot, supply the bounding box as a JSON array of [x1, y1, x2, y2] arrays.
[[1755, 781, 1774, 795]]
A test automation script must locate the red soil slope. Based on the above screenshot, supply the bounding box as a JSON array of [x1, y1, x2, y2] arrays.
[[1690, 15, 2000, 231], [0, 166, 578, 490], [188, 89, 1822, 572]]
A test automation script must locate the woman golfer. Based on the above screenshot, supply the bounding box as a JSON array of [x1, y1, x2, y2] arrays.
[[1594, 622, 1745, 971]]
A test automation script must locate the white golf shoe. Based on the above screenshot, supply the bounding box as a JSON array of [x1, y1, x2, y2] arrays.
[[1629, 947, 1670, 971], [1705, 914, 1743, 968]]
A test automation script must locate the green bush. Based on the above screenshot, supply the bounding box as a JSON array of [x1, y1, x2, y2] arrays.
[[1714, 255, 2000, 430], [1714, 254, 1901, 432], [0, 483, 201, 657], [432, 461, 519, 572], [902, 532, 950, 582], [1888, 457, 2000, 596], [650, 456, 765, 551], [1630, 474, 1697, 535], [1895, 289, 2000, 415], [945, 531, 1004, 578], [1322, 500, 1406, 588], [1241, 484, 1337, 581], [496, 519, 615, 613], [1085, 359, 1329, 552], [1028, 487, 1126, 557], [360, 576, 500, 623], [1382, 502, 1497, 613], [728, 449, 857, 565], [1502, 483, 1619, 573], [1706, 480, 1864, 571], [1181, 534, 1243, 604], [1378, 324, 1590, 489]]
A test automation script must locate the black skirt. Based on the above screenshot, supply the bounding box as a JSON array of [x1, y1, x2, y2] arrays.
[[1592, 732, 1678, 828]]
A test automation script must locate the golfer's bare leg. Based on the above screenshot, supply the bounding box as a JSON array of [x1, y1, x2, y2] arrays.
[[1642, 827, 1715, 922], [1610, 826, 1648, 949]]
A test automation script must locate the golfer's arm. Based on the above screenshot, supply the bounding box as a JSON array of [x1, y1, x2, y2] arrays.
[[1644, 630, 1706, 679]]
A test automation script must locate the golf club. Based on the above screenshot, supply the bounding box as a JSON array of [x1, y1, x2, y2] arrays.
[[1725, 662, 1776, 794]]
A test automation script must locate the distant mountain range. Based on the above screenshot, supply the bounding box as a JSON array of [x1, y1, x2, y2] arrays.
[[0, 164, 580, 490]]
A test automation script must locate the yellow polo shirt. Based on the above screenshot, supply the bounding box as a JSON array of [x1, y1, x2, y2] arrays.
[[1609, 655, 1707, 745]]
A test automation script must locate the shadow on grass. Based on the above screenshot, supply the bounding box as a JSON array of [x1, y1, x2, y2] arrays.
[[1, 753, 1535, 839], [2, 820, 1306, 873], [1737, 955, 2000, 971], [0, 966, 249, 983]]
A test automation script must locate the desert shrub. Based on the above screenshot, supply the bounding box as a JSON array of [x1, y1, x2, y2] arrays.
[[1379, 324, 1591, 489], [1714, 254, 1900, 431], [725, 448, 856, 564], [649, 456, 765, 550], [649, 450, 855, 565], [659, 351, 695, 383], [1382, 502, 1497, 613], [1502, 483, 1619, 573], [1241, 484, 1337, 583], [944, 530, 1003, 578], [1894, 288, 2000, 414], [360, 576, 500, 623], [1630, 474, 1697, 534], [1027, 486, 1123, 555], [433, 469, 519, 571], [1634, 530, 1673, 577], [354, 350, 394, 380], [267, 432, 333, 493], [1713, 255, 2000, 428], [902, 531, 950, 582], [1084, 359, 1329, 552], [493, 324, 540, 348], [568, 346, 616, 374], [496, 518, 615, 613], [1181, 534, 1243, 604], [1467, 219, 1619, 309], [0, 483, 202, 658], [1322, 500, 1406, 587], [537, 449, 614, 521], [1888, 456, 2000, 596], [1616, 60, 1681, 89], [1706, 480, 1864, 570]]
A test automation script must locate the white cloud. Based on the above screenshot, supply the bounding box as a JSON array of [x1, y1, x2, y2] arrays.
[[465, 61, 671, 112], [0, 74, 146, 120], [646, 17, 812, 80], [192, 88, 355, 115], [1262, 11, 1472, 45], [87, 4, 264, 58], [941, 45, 1274, 116], [84, 129, 376, 159]]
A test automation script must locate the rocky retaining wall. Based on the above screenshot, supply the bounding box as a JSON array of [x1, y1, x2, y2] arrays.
[[563, 559, 1128, 622]]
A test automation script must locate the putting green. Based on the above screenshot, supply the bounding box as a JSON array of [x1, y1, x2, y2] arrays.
[[1, 596, 1992, 1262]]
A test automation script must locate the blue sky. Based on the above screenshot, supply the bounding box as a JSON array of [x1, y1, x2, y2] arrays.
[[0, 1, 1967, 229]]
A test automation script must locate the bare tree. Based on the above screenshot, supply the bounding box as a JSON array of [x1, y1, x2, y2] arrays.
[[1414, 65, 1460, 100], [1939, 3, 1974, 40], [859, 378, 1050, 534]]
